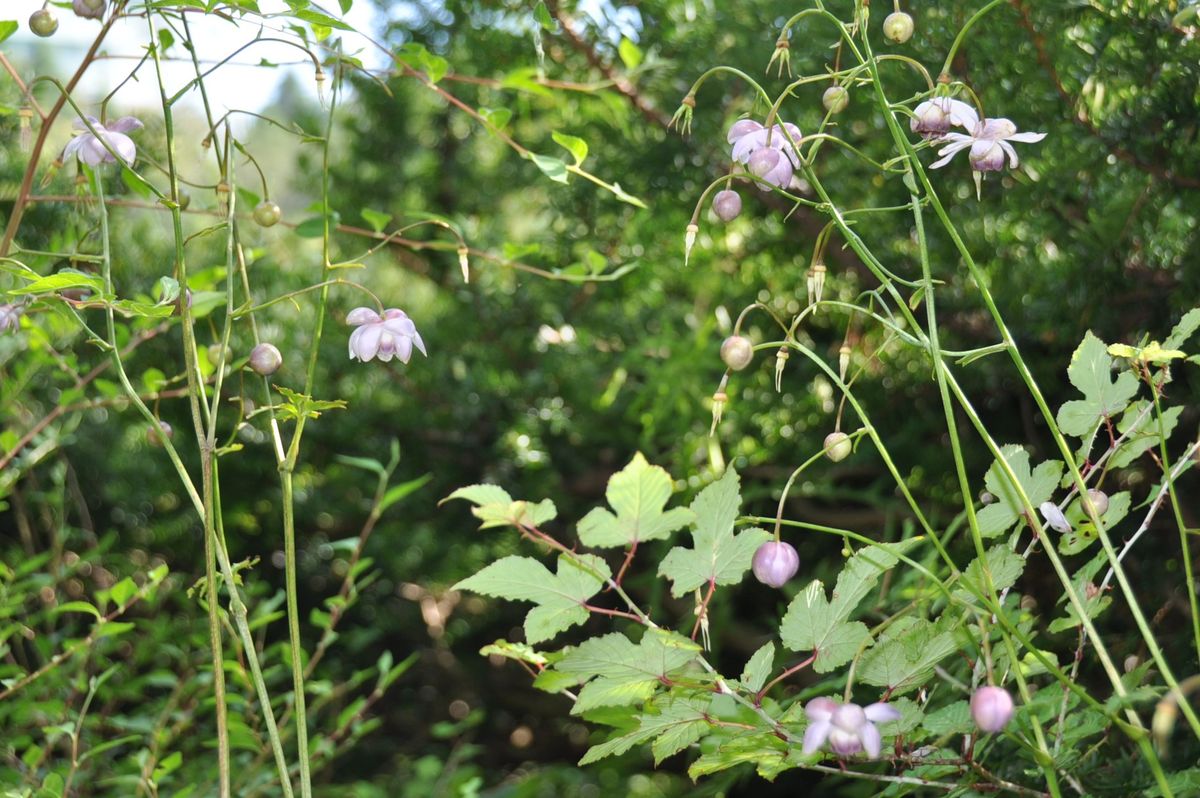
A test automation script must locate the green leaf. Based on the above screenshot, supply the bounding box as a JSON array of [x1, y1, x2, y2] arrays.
[[294, 8, 353, 30], [397, 43, 448, 83], [378, 474, 431, 514], [779, 540, 917, 672], [0, 21, 18, 45], [273, 385, 347, 421], [857, 616, 959, 694], [453, 554, 610, 644], [975, 445, 1063, 537], [7, 270, 104, 296], [443, 484, 557, 530], [579, 696, 711, 765], [1110, 402, 1182, 469], [657, 469, 771, 597], [479, 107, 513, 132], [295, 214, 338, 238], [552, 131, 588, 166], [109, 577, 138, 606], [1164, 308, 1200, 351], [954, 544, 1025, 603], [1056, 332, 1140, 437], [53, 601, 101, 619], [922, 701, 973, 735], [617, 38, 643, 69], [554, 629, 700, 714], [740, 642, 775, 693], [577, 453, 693, 548], [529, 153, 570, 184], [339, 0, 353, 13], [479, 640, 549, 667], [360, 208, 392, 233], [688, 733, 789, 780], [534, 1, 554, 31], [152, 750, 182, 781]]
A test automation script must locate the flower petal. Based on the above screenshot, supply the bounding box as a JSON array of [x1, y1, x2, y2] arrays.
[[998, 140, 1020, 168], [929, 140, 971, 169], [382, 315, 416, 337], [805, 697, 838, 722], [355, 324, 383, 362], [106, 116, 143, 134], [802, 719, 832, 755], [946, 100, 979, 130], [726, 119, 763, 145], [859, 722, 883, 759], [394, 334, 413, 364], [105, 131, 136, 164], [1006, 131, 1047, 143], [411, 330, 427, 356], [345, 307, 381, 326], [864, 702, 902, 723]]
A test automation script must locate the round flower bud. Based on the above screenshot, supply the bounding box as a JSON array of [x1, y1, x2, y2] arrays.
[[824, 431, 852, 462], [253, 200, 282, 227], [30, 8, 59, 37], [207, 343, 230, 365], [249, 342, 283, 376], [177, 190, 192, 211], [1084, 488, 1109, 517], [752, 541, 800, 588], [1124, 655, 1140, 673], [147, 421, 174, 447], [720, 335, 754, 371], [712, 190, 742, 222], [883, 11, 914, 43], [72, 0, 106, 19], [822, 86, 849, 114], [970, 686, 1015, 733]]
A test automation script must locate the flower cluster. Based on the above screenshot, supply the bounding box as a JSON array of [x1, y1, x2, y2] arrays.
[[63, 116, 142, 167], [727, 120, 802, 191]]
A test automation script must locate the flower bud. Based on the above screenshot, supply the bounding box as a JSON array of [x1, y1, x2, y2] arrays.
[[1124, 655, 1140, 673], [253, 199, 281, 227], [72, 0, 105, 19], [824, 431, 852, 462], [147, 421, 174, 447], [457, 246, 470, 283], [752, 541, 800, 588], [1039, 501, 1071, 533], [822, 86, 849, 114], [838, 344, 851, 381], [30, 8, 59, 37], [883, 11, 914, 43], [173, 288, 193, 317], [684, 223, 699, 266], [249, 342, 283, 376], [774, 346, 789, 392], [807, 263, 827, 309], [979, 490, 995, 505], [712, 190, 742, 222], [720, 335, 754, 371], [710, 390, 727, 435], [1084, 488, 1109, 517], [970, 686, 1015, 733]]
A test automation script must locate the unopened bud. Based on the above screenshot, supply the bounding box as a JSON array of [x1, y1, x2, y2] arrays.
[[807, 263, 827, 309], [720, 335, 754, 371], [774, 346, 789, 392], [822, 86, 849, 114], [249, 342, 283, 376], [979, 490, 995, 505], [883, 11, 915, 43], [838, 344, 851, 380], [1124, 655, 1140, 673], [712, 190, 742, 222], [147, 421, 174, 447], [970, 686, 1015, 733], [684, 223, 699, 266], [1084, 488, 1109, 517], [824, 431, 852, 462]]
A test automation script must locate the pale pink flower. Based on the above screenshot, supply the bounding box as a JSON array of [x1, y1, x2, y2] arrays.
[[929, 110, 1046, 173], [346, 307, 426, 364], [910, 98, 977, 140], [727, 119, 802, 190], [803, 697, 901, 759], [63, 116, 142, 166], [971, 686, 1015, 733]]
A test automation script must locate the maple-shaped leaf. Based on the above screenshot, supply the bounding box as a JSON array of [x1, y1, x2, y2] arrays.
[[554, 629, 701, 714], [443, 484, 557, 530], [857, 615, 960, 694], [577, 453, 694, 548], [657, 469, 771, 597], [779, 540, 916, 672], [1056, 332, 1140, 437], [453, 553, 609, 644], [578, 695, 712, 765], [975, 445, 1063, 538]]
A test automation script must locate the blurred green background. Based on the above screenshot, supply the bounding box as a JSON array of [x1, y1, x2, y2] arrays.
[[2, 0, 1198, 794]]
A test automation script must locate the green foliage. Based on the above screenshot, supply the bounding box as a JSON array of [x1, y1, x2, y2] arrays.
[[577, 453, 693, 548], [553, 629, 699, 714], [1057, 331, 1141, 437], [976, 446, 1064, 537]]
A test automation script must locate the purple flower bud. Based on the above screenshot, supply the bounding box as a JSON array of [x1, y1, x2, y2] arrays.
[[712, 190, 742, 222], [249, 343, 283, 376], [971, 686, 1015, 733], [72, 0, 106, 19], [0, 304, 22, 335], [30, 8, 58, 37], [752, 541, 800, 588], [346, 307, 427, 364], [1085, 488, 1109, 517], [720, 335, 753, 371]]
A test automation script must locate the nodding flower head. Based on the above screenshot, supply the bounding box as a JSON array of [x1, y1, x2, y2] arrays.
[[910, 98, 976, 140], [727, 119, 802, 191], [929, 104, 1046, 174], [63, 115, 143, 166], [712, 189, 742, 222], [0, 304, 23, 335], [803, 698, 901, 759], [72, 0, 106, 19], [971, 686, 1015, 733], [751, 541, 800, 588], [346, 307, 427, 364]]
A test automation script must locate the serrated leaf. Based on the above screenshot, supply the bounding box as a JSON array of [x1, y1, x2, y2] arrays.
[[577, 453, 693, 548], [579, 696, 710, 765], [1056, 332, 1140, 437], [7, 270, 104, 296], [975, 445, 1063, 537], [273, 385, 347, 421], [443, 484, 557, 529], [657, 469, 770, 597], [1110, 402, 1182, 469], [922, 700, 973, 735], [453, 554, 609, 644], [779, 540, 916, 672], [1164, 308, 1200, 351], [955, 544, 1025, 603], [740, 642, 775, 692], [687, 733, 789, 780], [551, 131, 588, 166], [857, 616, 959, 694], [555, 629, 700, 714]]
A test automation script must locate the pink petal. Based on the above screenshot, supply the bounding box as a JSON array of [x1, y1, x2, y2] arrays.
[[929, 139, 971, 169], [106, 131, 136, 164], [864, 702, 902, 723], [394, 334, 413, 364], [859, 722, 882, 758], [802, 719, 831, 755], [1006, 131, 1046, 143], [726, 119, 763, 145], [805, 697, 838, 722], [382, 315, 416, 337], [946, 100, 979, 130], [376, 331, 395, 362], [998, 140, 1020, 168], [346, 307, 381, 326], [106, 116, 143, 134], [411, 330, 427, 356], [355, 324, 383, 361]]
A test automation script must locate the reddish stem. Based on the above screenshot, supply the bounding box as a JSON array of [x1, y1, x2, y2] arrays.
[[690, 578, 717, 641], [611, 539, 638, 589], [755, 653, 817, 704]]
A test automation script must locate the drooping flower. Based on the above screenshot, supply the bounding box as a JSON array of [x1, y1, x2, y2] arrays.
[[751, 541, 799, 588], [248, 342, 283, 376], [971, 686, 1015, 733], [346, 307, 427, 364], [0, 304, 22, 335], [63, 116, 143, 166], [72, 0, 106, 20], [720, 335, 753, 371], [929, 111, 1046, 173], [1039, 501, 1071, 533], [727, 119, 802, 190], [910, 98, 977, 140], [712, 189, 742, 222], [803, 698, 902, 759]]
